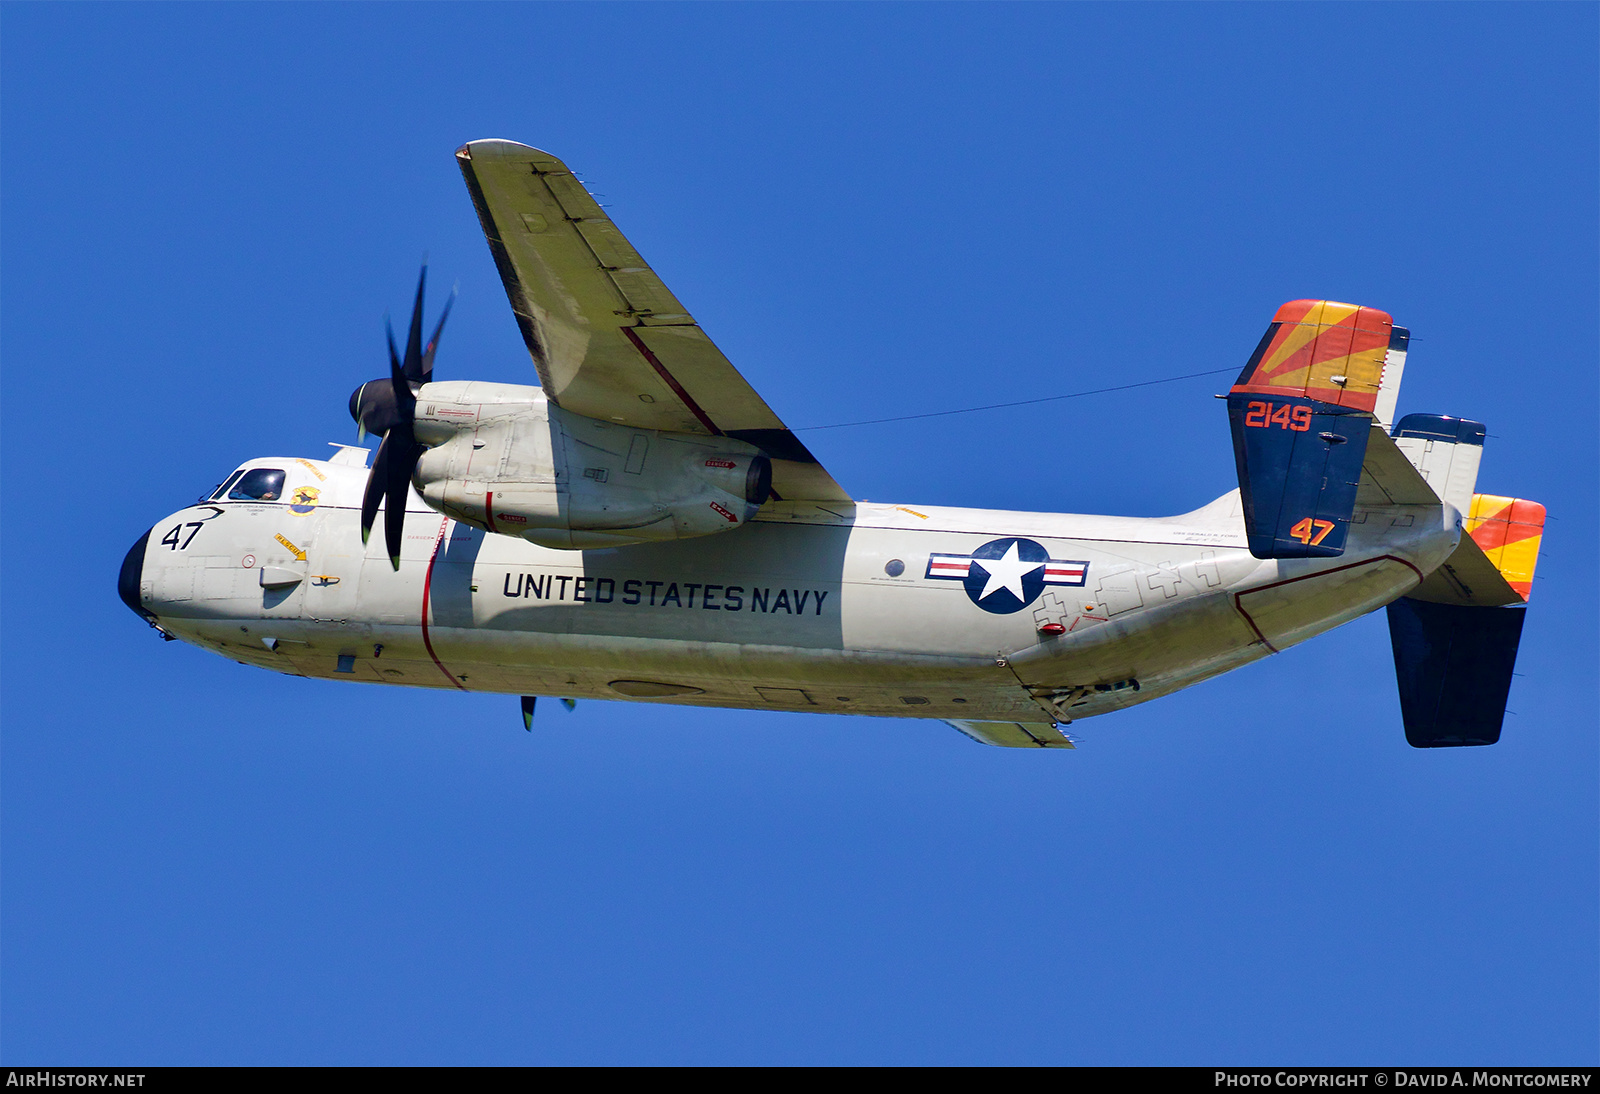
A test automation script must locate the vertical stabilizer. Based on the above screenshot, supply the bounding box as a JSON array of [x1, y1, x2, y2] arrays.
[[1225, 300, 1393, 559], [1465, 494, 1545, 601], [1387, 599, 1526, 747], [1386, 492, 1545, 747], [1392, 413, 1486, 517], [1371, 326, 1410, 431]]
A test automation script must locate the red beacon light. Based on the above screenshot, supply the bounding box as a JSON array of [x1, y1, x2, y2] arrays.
[[1038, 622, 1067, 637]]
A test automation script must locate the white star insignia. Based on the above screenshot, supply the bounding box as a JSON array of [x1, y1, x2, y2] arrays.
[[971, 541, 1044, 602]]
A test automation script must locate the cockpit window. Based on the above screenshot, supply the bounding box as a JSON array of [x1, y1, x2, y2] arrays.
[[206, 469, 247, 502], [228, 468, 286, 502]]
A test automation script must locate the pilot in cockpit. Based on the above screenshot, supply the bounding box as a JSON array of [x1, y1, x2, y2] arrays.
[[202, 467, 286, 503]]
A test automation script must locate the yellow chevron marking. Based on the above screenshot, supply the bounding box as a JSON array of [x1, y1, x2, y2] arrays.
[[295, 458, 327, 481], [1261, 318, 1325, 375]]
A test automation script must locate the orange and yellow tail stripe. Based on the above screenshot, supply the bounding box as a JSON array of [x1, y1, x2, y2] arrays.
[[1231, 300, 1393, 412], [1466, 494, 1546, 602]]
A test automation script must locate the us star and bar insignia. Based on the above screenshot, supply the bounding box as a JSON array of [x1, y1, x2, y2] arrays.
[[926, 537, 1090, 614]]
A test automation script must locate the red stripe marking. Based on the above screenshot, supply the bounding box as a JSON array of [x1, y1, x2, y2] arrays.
[[485, 490, 500, 535], [1469, 522, 1510, 553], [620, 325, 723, 435], [1509, 499, 1547, 526], [1233, 599, 1278, 653], [1230, 553, 1425, 656], [421, 518, 467, 691]]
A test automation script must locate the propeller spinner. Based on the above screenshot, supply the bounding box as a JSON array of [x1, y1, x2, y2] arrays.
[[348, 266, 456, 570]]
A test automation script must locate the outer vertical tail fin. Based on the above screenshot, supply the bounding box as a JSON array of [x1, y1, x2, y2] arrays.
[[1226, 300, 1408, 559], [1464, 494, 1545, 602], [1387, 493, 1545, 747]]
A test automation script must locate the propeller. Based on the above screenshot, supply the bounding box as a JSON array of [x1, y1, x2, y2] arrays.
[[348, 266, 456, 570]]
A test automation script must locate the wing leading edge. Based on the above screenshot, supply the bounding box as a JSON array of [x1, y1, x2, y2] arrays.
[[455, 139, 850, 503]]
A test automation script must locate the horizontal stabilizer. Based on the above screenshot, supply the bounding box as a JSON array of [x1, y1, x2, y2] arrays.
[[1386, 597, 1527, 747], [1356, 424, 1441, 507], [1407, 535, 1524, 607], [944, 719, 1075, 749], [1226, 300, 1402, 559]]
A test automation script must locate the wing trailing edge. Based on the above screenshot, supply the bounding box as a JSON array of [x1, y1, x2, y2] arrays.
[[454, 139, 850, 503]]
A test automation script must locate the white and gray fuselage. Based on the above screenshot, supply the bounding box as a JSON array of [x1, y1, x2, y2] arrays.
[[126, 446, 1458, 727]]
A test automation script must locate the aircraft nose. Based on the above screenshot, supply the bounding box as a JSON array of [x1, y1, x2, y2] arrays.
[[118, 528, 156, 623]]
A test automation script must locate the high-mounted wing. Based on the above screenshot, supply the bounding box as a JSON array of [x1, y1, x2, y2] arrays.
[[456, 139, 850, 503]]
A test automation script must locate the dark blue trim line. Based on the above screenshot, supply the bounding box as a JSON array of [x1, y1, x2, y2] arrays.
[[1234, 321, 1281, 387], [1392, 413, 1486, 446]]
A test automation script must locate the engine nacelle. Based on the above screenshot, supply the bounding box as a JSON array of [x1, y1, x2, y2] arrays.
[[410, 381, 772, 549]]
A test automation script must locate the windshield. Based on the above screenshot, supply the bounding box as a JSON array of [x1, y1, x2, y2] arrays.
[[227, 468, 286, 502], [203, 469, 247, 502]]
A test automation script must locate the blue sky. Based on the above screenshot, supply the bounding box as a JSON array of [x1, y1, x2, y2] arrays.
[[3, 2, 1595, 1065]]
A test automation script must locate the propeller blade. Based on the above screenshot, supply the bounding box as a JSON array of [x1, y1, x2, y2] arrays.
[[402, 266, 427, 383], [520, 695, 536, 731], [420, 285, 457, 383], [382, 421, 418, 570], [360, 433, 391, 546], [560, 698, 577, 712], [387, 315, 417, 412], [386, 317, 402, 376]]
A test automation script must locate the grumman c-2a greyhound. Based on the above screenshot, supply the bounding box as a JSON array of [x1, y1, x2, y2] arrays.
[[118, 140, 1546, 750]]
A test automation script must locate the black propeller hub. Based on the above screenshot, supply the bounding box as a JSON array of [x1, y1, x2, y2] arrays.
[[350, 377, 409, 437]]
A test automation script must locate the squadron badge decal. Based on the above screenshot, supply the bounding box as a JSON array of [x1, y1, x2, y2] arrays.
[[926, 537, 1089, 614], [289, 486, 321, 515]]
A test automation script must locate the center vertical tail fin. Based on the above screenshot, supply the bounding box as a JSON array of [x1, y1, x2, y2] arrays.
[[1391, 413, 1486, 517]]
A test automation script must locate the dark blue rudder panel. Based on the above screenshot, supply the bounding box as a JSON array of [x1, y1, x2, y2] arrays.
[[1385, 597, 1527, 748], [1226, 394, 1370, 559]]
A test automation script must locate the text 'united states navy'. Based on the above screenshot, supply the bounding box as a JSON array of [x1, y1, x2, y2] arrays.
[[499, 573, 831, 615]]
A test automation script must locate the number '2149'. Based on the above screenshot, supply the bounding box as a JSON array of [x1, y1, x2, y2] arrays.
[[1244, 401, 1312, 431]]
